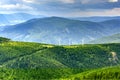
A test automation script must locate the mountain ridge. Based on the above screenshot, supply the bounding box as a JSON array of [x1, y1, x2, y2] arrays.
[[0, 17, 120, 44], [89, 33, 120, 44], [0, 13, 45, 26]]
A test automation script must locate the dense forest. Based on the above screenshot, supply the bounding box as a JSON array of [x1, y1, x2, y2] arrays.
[[0, 37, 120, 79]]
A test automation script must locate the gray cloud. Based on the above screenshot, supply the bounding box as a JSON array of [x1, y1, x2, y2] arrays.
[[0, 0, 120, 16]]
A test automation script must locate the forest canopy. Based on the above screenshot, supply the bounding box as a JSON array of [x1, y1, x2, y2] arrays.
[[0, 37, 11, 42]]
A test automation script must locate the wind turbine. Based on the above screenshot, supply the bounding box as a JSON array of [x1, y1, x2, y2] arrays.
[[82, 38, 85, 46], [68, 38, 71, 45], [58, 38, 61, 45]]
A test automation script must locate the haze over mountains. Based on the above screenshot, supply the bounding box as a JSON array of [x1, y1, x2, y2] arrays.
[[0, 14, 120, 44], [0, 13, 44, 26], [1, 13, 120, 26], [90, 33, 120, 44], [72, 16, 120, 22]]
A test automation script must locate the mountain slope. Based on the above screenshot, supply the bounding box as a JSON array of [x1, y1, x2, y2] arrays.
[[1, 17, 120, 44], [99, 19, 120, 34], [63, 66, 120, 80], [0, 39, 120, 79], [0, 41, 120, 69], [72, 16, 120, 22], [1, 66, 120, 80], [90, 33, 120, 44], [0, 13, 44, 26], [1, 17, 120, 45]]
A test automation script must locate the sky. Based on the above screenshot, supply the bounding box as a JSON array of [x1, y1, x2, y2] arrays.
[[0, 0, 120, 17]]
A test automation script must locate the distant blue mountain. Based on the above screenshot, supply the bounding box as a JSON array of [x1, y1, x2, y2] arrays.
[[0, 17, 120, 45], [0, 13, 45, 26], [72, 16, 120, 22], [89, 33, 120, 44]]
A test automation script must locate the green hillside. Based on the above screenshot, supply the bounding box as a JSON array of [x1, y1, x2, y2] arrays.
[[63, 66, 120, 80], [0, 39, 120, 79]]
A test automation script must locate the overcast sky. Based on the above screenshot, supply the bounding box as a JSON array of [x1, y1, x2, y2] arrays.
[[0, 0, 120, 17]]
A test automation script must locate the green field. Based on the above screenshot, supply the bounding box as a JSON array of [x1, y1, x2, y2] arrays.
[[0, 38, 120, 79]]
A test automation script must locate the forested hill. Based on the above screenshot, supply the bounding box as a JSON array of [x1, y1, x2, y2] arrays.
[[63, 66, 120, 80], [0, 39, 120, 79]]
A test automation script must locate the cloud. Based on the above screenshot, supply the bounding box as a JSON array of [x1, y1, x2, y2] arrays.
[[108, 0, 118, 2], [64, 8, 120, 17], [80, 0, 108, 4], [22, 0, 75, 4], [0, 3, 33, 10], [80, 0, 119, 4], [80, 0, 91, 4], [23, 0, 36, 3], [0, 0, 120, 16], [0, 0, 22, 4], [59, 0, 75, 3]]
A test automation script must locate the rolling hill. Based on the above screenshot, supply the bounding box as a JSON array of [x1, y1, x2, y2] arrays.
[[1, 17, 120, 45], [0, 37, 120, 79], [63, 66, 120, 80]]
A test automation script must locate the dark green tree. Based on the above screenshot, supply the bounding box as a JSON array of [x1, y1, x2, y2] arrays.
[[0, 37, 11, 43]]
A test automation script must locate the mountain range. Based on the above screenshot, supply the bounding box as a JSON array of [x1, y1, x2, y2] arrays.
[[0, 16, 120, 44], [0, 13, 44, 26], [72, 16, 120, 22], [90, 33, 120, 44]]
